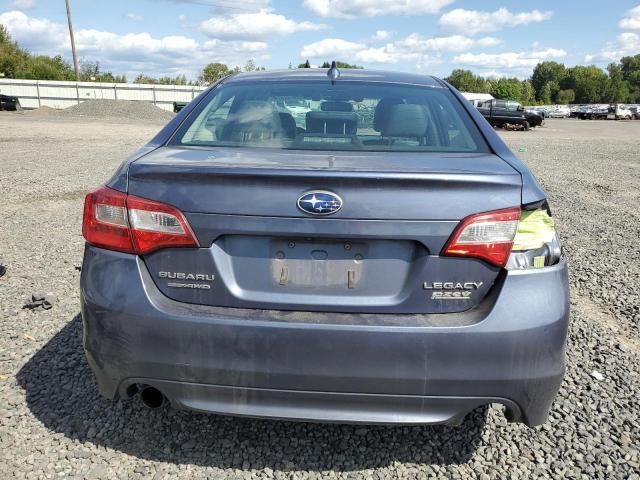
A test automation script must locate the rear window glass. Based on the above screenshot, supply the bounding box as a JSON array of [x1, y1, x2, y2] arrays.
[[172, 81, 488, 153]]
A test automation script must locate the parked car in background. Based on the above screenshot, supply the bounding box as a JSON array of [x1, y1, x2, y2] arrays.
[[550, 106, 571, 118], [80, 68, 568, 427], [569, 105, 582, 118], [528, 107, 549, 119], [576, 105, 595, 120], [0, 94, 21, 111], [577, 103, 633, 120], [277, 97, 312, 128], [609, 104, 633, 120], [478, 99, 543, 130]]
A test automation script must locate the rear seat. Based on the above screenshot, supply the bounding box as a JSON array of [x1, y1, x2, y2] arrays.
[[306, 101, 358, 135]]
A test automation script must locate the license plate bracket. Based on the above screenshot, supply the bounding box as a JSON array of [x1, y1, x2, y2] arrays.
[[271, 239, 365, 288]]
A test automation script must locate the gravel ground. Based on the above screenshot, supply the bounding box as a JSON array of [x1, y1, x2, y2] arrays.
[[23, 99, 175, 122], [0, 115, 639, 479]]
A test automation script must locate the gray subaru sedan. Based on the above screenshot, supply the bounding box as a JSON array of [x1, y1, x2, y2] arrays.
[[80, 68, 569, 427]]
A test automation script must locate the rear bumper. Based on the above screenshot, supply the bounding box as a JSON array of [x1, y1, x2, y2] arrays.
[[80, 246, 569, 426]]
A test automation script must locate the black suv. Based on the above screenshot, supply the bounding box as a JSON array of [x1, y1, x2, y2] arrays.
[[478, 99, 543, 130], [0, 94, 21, 111]]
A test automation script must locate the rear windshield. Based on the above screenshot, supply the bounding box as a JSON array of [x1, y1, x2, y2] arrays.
[[171, 80, 488, 153]]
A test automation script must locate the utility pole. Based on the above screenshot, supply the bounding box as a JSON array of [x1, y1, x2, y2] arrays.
[[65, 0, 80, 82]]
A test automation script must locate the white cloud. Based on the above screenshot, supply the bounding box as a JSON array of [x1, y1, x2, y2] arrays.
[[303, 0, 454, 19], [159, 0, 270, 10], [0, 10, 270, 79], [125, 13, 144, 22], [394, 33, 473, 52], [300, 33, 475, 67], [439, 8, 552, 36], [300, 33, 484, 63], [477, 37, 502, 48], [203, 39, 269, 54], [199, 9, 326, 39], [300, 38, 365, 58], [454, 47, 566, 70], [619, 5, 640, 29], [9, 0, 35, 11], [0, 10, 66, 51], [585, 32, 640, 62], [371, 30, 391, 42]]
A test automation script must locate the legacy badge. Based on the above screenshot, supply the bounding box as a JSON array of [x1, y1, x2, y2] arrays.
[[423, 281, 484, 300]]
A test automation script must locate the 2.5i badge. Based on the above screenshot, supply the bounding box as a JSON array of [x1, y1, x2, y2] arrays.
[[423, 281, 483, 300]]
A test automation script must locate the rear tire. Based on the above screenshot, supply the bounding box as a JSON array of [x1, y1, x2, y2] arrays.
[[522, 121, 530, 131]]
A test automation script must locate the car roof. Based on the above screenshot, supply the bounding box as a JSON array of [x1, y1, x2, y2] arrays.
[[222, 69, 445, 88]]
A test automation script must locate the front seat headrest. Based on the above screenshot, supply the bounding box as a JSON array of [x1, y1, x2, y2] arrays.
[[373, 97, 404, 132], [380, 104, 429, 137]]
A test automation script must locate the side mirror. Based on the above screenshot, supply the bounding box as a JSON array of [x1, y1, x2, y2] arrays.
[[517, 105, 524, 111]]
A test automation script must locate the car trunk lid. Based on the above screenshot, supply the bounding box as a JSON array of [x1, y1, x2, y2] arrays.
[[130, 146, 521, 314]]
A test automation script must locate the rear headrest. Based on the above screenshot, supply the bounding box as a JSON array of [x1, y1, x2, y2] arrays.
[[306, 111, 358, 135], [320, 101, 353, 112], [380, 104, 429, 137], [373, 97, 403, 132]]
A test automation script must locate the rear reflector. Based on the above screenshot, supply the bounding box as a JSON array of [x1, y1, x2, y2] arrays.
[[83, 186, 198, 255], [442, 207, 521, 267]]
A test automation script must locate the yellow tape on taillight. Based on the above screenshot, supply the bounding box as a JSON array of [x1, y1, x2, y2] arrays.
[[512, 210, 556, 251]]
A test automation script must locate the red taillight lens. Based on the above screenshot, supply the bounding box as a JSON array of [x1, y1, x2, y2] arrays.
[[442, 207, 521, 267], [82, 186, 198, 255], [82, 187, 133, 252]]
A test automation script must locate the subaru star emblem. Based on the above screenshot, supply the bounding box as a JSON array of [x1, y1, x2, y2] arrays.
[[297, 191, 343, 216]]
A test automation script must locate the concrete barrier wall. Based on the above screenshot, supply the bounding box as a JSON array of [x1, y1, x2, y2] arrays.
[[0, 79, 207, 111]]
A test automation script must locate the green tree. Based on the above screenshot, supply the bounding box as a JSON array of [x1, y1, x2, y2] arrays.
[[244, 59, 256, 72], [539, 81, 560, 104], [490, 77, 522, 100], [531, 61, 566, 102], [320, 60, 363, 69], [605, 63, 630, 103], [561, 65, 609, 103], [340, 61, 364, 69], [298, 59, 311, 68], [620, 56, 640, 101], [445, 69, 488, 93], [0, 25, 30, 78], [556, 89, 575, 104], [519, 80, 535, 105], [134, 73, 189, 85], [0, 24, 9, 43], [134, 73, 156, 84], [199, 62, 231, 84]]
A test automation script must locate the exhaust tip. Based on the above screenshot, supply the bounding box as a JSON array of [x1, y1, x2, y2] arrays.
[[140, 386, 165, 409]]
